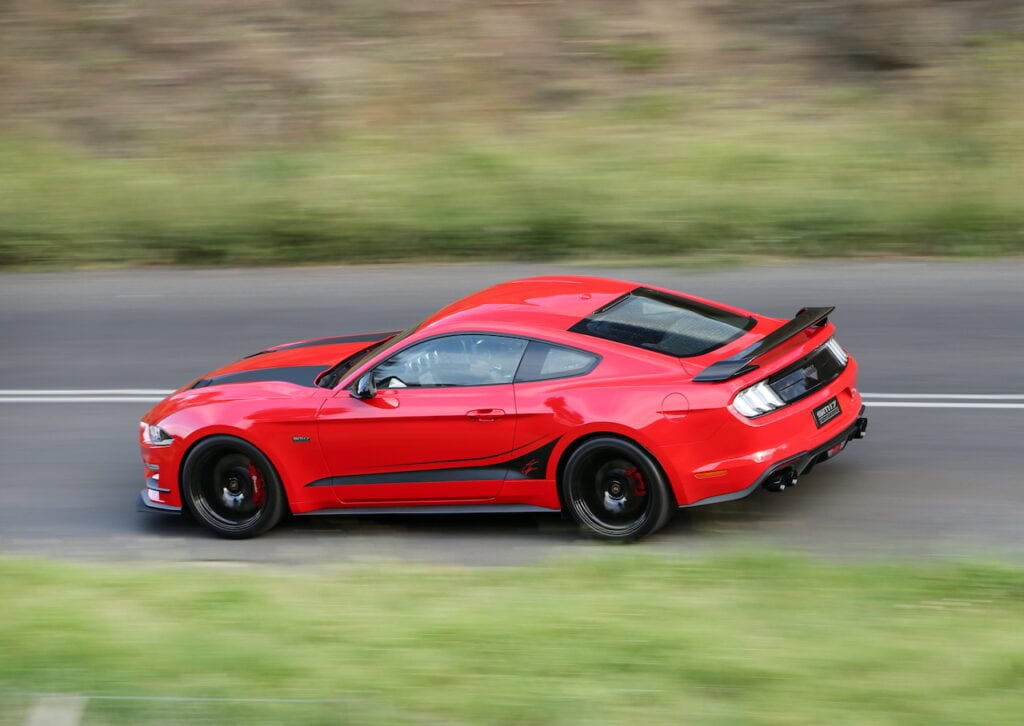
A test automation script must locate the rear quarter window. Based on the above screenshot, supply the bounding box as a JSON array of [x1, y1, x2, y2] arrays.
[[515, 341, 599, 383]]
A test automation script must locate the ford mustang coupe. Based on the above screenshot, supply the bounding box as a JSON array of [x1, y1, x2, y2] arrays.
[[139, 276, 866, 540]]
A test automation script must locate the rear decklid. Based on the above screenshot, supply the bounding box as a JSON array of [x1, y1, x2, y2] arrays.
[[689, 307, 850, 416], [693, 307, 834, 382]]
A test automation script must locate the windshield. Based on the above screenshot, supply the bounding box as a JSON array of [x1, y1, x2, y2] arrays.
[[316, 324, 419, 388], [569, 288, 754, 357]]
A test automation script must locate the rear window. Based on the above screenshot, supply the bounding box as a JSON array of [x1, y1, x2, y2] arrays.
[[568, 288, 754, 357]]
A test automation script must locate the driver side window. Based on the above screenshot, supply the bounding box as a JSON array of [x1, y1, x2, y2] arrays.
[[373, 334, 528, 388]]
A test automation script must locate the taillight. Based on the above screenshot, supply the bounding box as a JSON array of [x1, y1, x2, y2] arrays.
[[732, 381, 785, 418], [733, 337, 848, 418], [825, 337, 848, 366]]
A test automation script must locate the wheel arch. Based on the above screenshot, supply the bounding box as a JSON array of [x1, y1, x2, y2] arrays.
[[178, 432, 293, 516], [554, 430, 676, 511]]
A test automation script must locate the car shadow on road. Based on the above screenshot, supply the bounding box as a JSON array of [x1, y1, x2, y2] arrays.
[[134, 459, 861, 560]]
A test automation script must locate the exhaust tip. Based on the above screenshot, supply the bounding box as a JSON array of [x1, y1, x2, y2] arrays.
[[763, 467, 798, 493]]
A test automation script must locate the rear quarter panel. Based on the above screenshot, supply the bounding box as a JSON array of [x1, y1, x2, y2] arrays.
[[509, 347, 733, 507]]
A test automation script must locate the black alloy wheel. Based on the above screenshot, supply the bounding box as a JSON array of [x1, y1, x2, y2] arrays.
[[182, 436, 286, 539], [561, 436, 674, 541]]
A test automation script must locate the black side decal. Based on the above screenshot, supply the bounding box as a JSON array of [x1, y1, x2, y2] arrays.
[[192, 365, 327, 389], [505, 439, 559, 480], [306, 437, 560, 487], [313, 466, 507, 487]]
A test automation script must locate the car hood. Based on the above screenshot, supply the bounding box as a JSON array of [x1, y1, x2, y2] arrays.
[[143, 332, 395, 422]]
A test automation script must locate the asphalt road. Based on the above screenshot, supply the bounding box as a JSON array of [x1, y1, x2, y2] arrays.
[[1, 260, 1022, 564]]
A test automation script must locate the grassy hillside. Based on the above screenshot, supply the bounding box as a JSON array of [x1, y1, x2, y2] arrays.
[[1, 1, 1022, 267]]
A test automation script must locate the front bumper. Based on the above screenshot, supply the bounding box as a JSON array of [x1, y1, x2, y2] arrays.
[[137, 485, 182, 514], [138, 471, 182, 516], [138, 430, 185, 512], [680, 406, 867, 508]]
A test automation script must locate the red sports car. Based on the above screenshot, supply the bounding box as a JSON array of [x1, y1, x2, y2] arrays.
[[139, 276, 866, 540]]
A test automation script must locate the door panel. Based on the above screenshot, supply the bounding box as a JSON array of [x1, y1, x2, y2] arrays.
[[315, 385, 517, 504]]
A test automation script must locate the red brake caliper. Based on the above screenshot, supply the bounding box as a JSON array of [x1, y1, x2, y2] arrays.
[[248, 462, 265, 506], [626, 466, 647, 497]]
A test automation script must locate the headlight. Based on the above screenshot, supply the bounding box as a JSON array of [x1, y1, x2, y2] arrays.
[[733, 380, 784, 418], [140, 421, 174, 446]]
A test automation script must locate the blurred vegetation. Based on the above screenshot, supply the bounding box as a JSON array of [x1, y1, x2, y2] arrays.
[[2, 553, 1024, 724], [1, 0, 1023, 268]]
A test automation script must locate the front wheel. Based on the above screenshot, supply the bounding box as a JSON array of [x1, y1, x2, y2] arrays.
[[181, 436, 286, 539], [561, 437, 674, 541]]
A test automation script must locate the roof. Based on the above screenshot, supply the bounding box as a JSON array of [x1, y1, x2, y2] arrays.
[[418, 276, 636, 339]]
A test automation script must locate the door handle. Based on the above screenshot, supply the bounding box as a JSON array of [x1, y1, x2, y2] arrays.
[[466, 408, 505, 421]]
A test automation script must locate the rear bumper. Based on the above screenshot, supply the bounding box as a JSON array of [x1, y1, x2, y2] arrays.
[[680, 407, 867, 508]]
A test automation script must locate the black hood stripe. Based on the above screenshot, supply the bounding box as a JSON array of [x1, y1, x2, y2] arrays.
[[192, 365, 328, 389], [306, 438, 560, 487], [266, 331, 397, 353]]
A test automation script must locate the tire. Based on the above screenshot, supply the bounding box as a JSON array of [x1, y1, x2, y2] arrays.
[[561, 436, 674, 541], [181, 436, 286, 539]]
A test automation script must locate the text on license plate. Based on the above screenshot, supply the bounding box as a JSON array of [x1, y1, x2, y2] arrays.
[[813, 397, 841, 428]]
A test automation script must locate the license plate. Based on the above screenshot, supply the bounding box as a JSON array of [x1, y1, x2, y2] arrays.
[[813, 397, 841, 428]]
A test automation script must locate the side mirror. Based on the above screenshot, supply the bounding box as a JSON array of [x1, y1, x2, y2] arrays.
[[351, 372, 377, 399]]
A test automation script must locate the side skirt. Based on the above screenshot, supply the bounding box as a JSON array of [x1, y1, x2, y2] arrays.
[[297, 504, 559, 517]]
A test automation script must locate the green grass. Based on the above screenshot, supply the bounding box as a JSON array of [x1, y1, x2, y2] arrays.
[[2, 82, 1023, 269], [2, 553, 1023, 724]]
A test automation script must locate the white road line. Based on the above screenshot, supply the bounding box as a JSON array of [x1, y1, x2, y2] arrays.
[[0, 389, 173, 395], [865, 402, 1024, 409], [862, 393, 1024, 400], [0, 391, 1023, 410], [2, 390, 1020, 398], [0, 397, 164, 403]]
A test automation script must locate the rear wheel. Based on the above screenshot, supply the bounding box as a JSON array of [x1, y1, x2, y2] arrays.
[[561, 437, 674, 541], [181, 436, 285, 539]]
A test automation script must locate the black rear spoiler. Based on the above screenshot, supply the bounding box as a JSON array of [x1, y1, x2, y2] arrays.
[[693, 306, 834, 382]]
